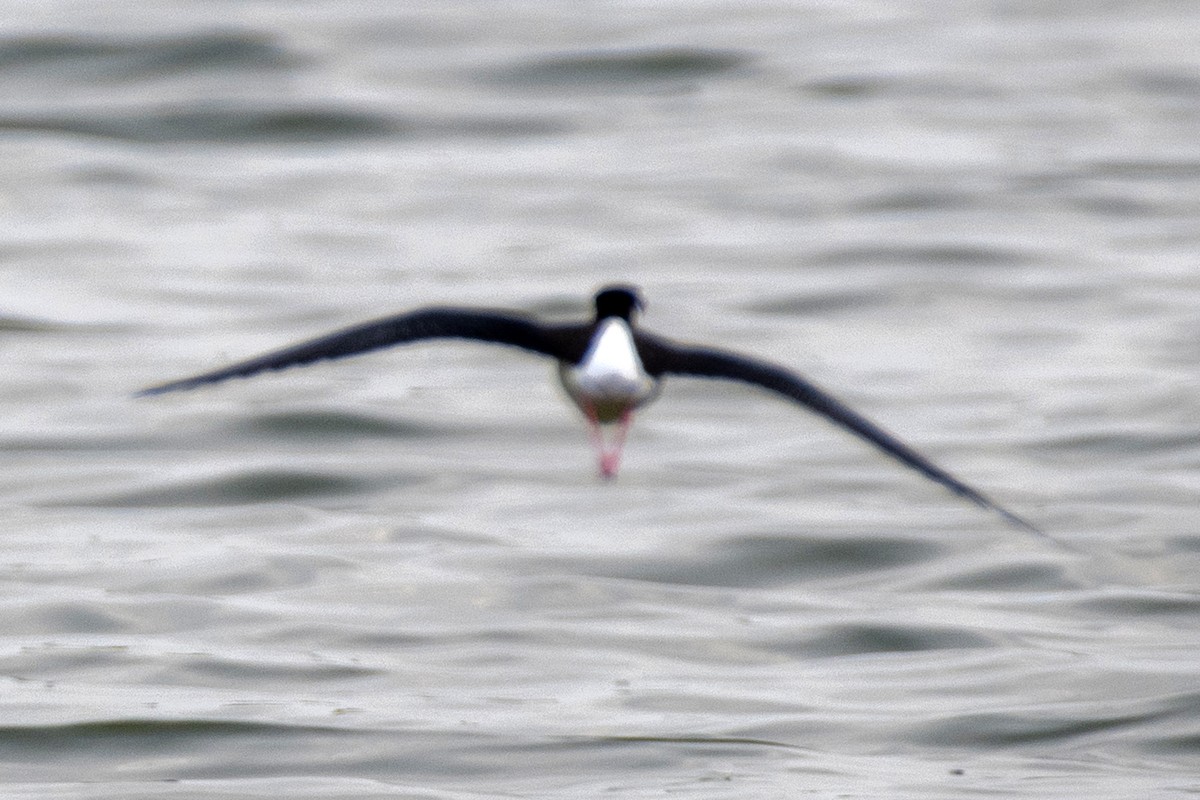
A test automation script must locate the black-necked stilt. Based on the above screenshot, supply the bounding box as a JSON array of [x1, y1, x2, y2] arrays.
[[140, 285, 1038, 532]]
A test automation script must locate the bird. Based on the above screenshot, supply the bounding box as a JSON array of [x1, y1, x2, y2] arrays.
[[139, 284, 1039, 533]]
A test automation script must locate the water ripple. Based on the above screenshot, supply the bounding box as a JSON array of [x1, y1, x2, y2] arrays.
[[570, 533, 941, 589], [795, 623, 994, 658], [811, 243, 1031, 269], [483, 47, 750, 90], [73, 467, 387, 507], [913, 694, 1199, 751], [0, 105, 393, 143], [0, 105, 572, 144], [0, 29, 301, 78], [228, 408, 447, 441]]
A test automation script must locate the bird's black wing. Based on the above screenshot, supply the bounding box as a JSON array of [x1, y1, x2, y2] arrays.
[[636, 333, 1040, 534], [139, 307, 579, 396]]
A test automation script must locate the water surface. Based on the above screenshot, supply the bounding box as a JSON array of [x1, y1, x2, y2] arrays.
[[3, 2, 1200, 798]]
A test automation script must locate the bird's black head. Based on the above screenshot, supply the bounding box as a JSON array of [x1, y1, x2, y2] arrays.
[[593, 285, 643, 322]]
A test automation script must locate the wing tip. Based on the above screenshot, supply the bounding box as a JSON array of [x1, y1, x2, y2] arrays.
[[134, 383, 170, 398], [992, 505, 1043, 536], [973, 497, 1073, 550], [134, 377, 209, 398], [945, 479, 1054, 544]]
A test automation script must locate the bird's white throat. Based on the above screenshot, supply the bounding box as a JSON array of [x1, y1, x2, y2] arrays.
[[578, 318, 647, 392]]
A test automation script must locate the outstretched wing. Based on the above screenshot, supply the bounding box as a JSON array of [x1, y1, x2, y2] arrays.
[[138, 307, 577, 396], [636, 333, 1039, 534]]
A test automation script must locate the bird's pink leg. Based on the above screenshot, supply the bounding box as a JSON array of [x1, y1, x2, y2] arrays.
[[598, 409, 633, 479], [582, 404, 606, 475], [582, 405, 633, 480]]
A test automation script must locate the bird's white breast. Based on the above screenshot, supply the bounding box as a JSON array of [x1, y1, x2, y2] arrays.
[[559, 318, 657, 421]]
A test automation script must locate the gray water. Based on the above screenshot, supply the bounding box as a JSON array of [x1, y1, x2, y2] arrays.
[[3, 1, 1200, 797]]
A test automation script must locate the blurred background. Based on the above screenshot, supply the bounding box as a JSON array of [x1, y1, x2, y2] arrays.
[[3, 2, 1200, 797]]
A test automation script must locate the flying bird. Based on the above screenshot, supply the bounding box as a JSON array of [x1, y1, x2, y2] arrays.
[[139, 285, 1038, 532]]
